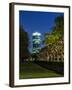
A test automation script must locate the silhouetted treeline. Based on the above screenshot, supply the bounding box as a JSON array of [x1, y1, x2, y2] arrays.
[[19, 26, 31, 62]]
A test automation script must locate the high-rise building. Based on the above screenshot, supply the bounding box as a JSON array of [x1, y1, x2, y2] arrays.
[[32, 32, 41, 54]]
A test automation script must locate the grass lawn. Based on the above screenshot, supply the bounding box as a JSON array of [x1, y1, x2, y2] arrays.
[[19, 62, 63, 79]]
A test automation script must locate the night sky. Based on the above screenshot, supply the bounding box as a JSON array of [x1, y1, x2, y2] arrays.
[[19, 11, 64, 53]]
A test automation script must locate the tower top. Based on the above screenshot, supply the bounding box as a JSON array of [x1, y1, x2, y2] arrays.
[[32, 32, 41, 36]]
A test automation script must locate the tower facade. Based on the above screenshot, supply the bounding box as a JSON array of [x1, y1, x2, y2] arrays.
[[32, 32, 41, 54]]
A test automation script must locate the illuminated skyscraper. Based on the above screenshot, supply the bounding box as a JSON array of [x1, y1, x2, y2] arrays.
[[32, 32, 41, 54]]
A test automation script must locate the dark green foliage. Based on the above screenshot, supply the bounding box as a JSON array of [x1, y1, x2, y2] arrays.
[[44, 15, 64, 45], [19, 26, 31, 61], [52, 15, 64, 38]]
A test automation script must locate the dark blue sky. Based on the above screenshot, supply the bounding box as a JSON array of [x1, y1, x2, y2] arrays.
[[19, 11, 64, 52]]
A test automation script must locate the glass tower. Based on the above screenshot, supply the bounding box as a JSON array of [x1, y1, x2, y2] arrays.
[[32, 32, 41, 54]]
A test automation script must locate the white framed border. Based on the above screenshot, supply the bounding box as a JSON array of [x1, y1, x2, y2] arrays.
[[9, 3, 70, 87]]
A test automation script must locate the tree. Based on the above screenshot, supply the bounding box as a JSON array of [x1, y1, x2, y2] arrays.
[[52, 15, 64, 38], [41, 15, 64, 62], [44, 15, 64, 46], [44, 33, 60, 45], [19, 26, 31, 62]]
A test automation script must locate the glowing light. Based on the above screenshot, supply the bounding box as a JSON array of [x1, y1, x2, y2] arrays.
[[32, 32, 41, 36], [32, 32, 41, 54]]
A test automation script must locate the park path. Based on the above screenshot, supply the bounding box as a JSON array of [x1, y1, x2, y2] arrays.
[[19, 62, 63, 79]]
